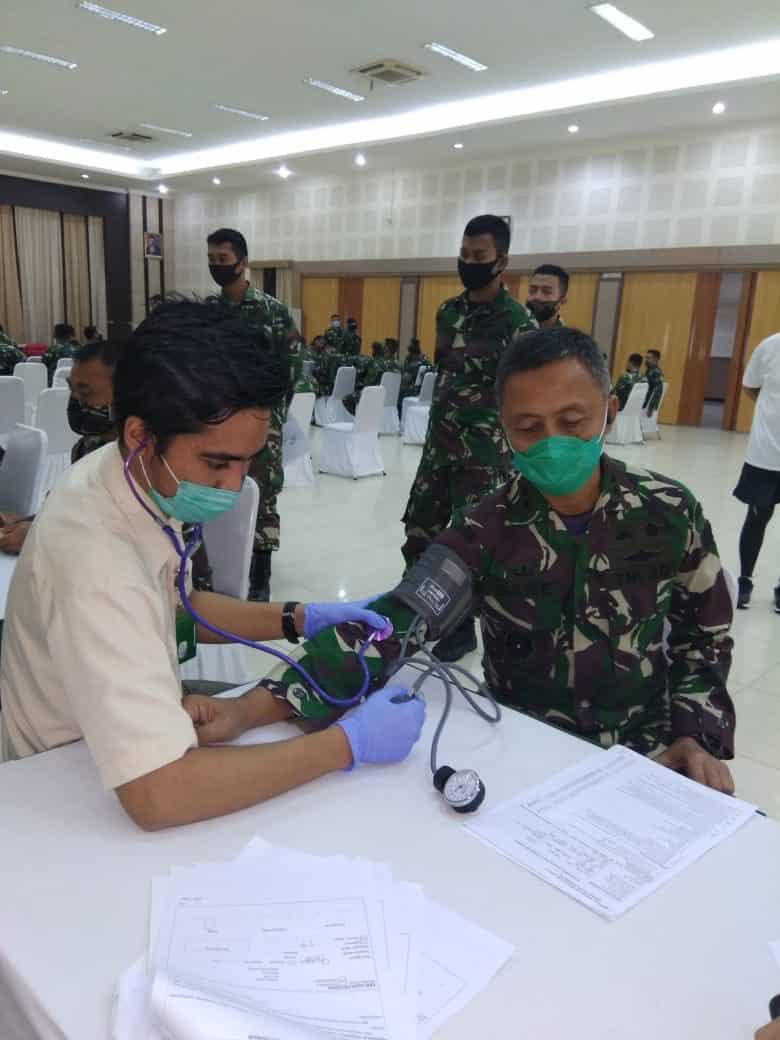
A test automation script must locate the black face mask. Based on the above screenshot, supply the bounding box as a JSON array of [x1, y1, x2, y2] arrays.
[[67, 397, 114, 437], [526, 299, 560, 324], [457, 257, 502, 292], [347, 323, 357, 332], [209, 263, 243, 288]]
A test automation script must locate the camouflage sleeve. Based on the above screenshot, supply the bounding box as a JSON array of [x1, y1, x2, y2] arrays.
[[259, 594, 418, 719], [665, 500, 735, 759], [433, 305, 456, 365], [512, 303, 537, 335]]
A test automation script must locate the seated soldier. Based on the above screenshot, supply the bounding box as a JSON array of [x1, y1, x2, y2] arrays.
[[384, 338, 402, 374], [0, 326, 25, 375], [199, 328, 735, 794], [612, 352, 644, 410], [43, 322, 79, 383]]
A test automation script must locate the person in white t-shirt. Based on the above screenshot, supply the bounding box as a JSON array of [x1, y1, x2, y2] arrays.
[[733, 331, 780, 609]]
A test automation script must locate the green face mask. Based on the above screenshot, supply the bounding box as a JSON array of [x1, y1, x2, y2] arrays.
[[140, 454, 241, 524], [512, 405, 609, 497]]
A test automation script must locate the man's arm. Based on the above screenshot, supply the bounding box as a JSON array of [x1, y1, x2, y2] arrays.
[[190, 590, 304, 644]]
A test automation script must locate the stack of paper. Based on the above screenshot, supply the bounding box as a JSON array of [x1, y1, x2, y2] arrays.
[[112, 839, 513, 1039]]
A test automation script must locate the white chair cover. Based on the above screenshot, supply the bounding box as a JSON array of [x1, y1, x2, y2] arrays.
[[52, 369, 71, 389], [35, 388, 80, 505], [403, 404, 431, 445], [180, 477, 260, 685], [379, 371, 402, 435], [314, 366, 356, 426], [13, 362, 47, 424], [606, 384, 645, 446], [319, 386, 385, 480], [0, 377, 25, 437], [55, 358, 73, 371], [641, 383, 669, 438], [401, 371, 436, 434], [283, 392, 316, 487], [0, 424, 48, 517], [302, 360, 314, 380]]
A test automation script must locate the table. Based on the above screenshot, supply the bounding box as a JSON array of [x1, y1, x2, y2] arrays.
[[0, 553, 16, 619], [1, 676, 779, 1040]]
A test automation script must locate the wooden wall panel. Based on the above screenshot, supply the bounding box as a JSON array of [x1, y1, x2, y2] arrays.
[[301, 277, 339, 341], [338, 277, 363, 330], [723, 273, 756, 430], [504, 274, 529, 304], [678, 272, 721, 428], [735, 271, 780, 433], [561, 272, 599, 334], [613, 272, 697, 425], [416, 276, 463, 354], [361, 277, 401, 354]]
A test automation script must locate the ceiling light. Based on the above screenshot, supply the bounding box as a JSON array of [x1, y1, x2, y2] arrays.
[[0, 46, 77, 69], [453, 142, 464, 149], [303, 77, 365, 102], [424, 42, 487, 72], [213, 103, 269, 121], [590, 4, 654, 42], [157, 183, 168, 194], [275, 164, 292, 179], [81, 172, 89, 179], [355, 152, 366, 166], [212, 176, 221, 185], [140, 123, 192, 138], [712, 101, 726, 115], [0, 89, 8, 95], [77, 2, 166, 33], [568, 124, 580, 133]]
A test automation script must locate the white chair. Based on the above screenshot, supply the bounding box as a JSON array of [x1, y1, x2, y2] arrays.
[[379, 371, 402, 436], [314, 365, 355, 427], [302, 360, 314, 381], [319, 386, 385, 480], [13, 362, 47, 424], [0, 424, 48, 517], [55, 358, 73, 371], [402, 371, 436, 434], [403, 405, 431, 446], [35, 388, 80, 504], [606, 384, 645, 446], [641, 383, 669, 439], [52, 368, 71, 389], [0, 377, 25, 437], [180, 477, 260, 686], [283, 392, 316, 487]]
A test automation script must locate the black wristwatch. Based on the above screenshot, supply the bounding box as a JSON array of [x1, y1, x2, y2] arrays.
[[282, 601, 301, 644]]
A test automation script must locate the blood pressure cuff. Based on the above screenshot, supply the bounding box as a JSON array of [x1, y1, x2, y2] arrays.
[[263, 594, 418, 720]]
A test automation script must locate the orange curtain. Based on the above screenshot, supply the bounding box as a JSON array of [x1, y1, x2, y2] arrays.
[[0, 205, 24, 342]]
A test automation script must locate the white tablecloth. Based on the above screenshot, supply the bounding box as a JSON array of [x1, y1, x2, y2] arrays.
[[1, 674, 779, 1039], [0, 553, 17, 619]]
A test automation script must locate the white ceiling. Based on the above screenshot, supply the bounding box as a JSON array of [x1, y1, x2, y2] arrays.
[[1, 0, 780, 190]]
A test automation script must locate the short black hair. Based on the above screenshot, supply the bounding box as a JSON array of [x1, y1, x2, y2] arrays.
[[533, 264, 570, 296], [114, 299, 287, 453], [73, 339, 121, 369], [331, 313, 340, 320], [628, 352, 643, 367], [408, 339, 421, 355], [647, 349, 661, 360], [371, 341, 384, 357], [54, 322, 75, 340], [83, 324, 100, 341], [463, 214, 511, 255], [497, 326, 610, 404], [206, 227, 248, 261]]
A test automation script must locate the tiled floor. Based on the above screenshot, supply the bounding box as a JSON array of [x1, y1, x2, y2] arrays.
[[258, 423, 780, 818]]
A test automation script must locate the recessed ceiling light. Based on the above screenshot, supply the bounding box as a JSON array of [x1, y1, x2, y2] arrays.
[[212, 176, 221, 185], [424, 42, 487, 72], [453, 142, 464, 149], [303, 77, 365, 102], [568, 124, 580, 133], [140, 123, 192, 138], [213, 103, 269, 121], [275, 164, 292, 179], [0, 45, 77, 69], [712, 101, 726, 115], [0, 89, 8, 95], [158, 183, 169, 194], [77, 2, 166, 34], [590, 4, 654, 42], [355, 152, 367, 166], [81, 172, 89, 179]]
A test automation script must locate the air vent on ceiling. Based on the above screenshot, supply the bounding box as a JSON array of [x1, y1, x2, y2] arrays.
[[353, 59, 426, 85], [108, 130, 156, 143]]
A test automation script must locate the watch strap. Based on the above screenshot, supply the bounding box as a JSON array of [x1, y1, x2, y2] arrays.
[[282, 601, 301, 644]]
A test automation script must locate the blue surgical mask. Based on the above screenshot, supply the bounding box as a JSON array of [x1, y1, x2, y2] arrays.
[[512, 405, 609, 497], [140, 454, 240, 523]]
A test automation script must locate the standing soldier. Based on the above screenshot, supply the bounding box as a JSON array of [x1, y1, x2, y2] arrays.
[[206, 227, 297, 601], [643, 349, 665, 416], [342, 318, 361, 356], [401, 214, 536, 661], [612, 353, 644, 411], [323, 314, 345, 352]]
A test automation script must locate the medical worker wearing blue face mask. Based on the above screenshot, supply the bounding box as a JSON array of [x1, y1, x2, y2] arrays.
[[0, 301, 424, 829]]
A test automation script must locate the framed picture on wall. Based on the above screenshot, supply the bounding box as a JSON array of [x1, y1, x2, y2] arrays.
[[144, 231, 163, 259]]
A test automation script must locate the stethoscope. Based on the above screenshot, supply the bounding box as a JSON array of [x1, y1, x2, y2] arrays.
[[122, 441, 384, 708]]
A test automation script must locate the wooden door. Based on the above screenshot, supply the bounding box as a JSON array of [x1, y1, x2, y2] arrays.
[[301, 277, 338, 342]]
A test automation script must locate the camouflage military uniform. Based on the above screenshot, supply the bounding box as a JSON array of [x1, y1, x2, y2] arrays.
[[42, 339, 77, 383], [401, 353, 432, 394], [401, 286, 536, 565], [612, 370, 640, 411], [342, 330, 362, 356], [323, 326, 345, 352], [0, 340, 26, 376], [643, 366, 665, 416], [260, 456, 736, 761], [218, 284, 295, 554]]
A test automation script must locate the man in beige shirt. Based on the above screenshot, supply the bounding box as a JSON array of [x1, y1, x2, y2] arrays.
[[0, 300, 424, 829]]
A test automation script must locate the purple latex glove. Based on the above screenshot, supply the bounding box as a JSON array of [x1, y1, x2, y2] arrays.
[[303, 597, 388, 640], [335, 684, 425, 770]]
